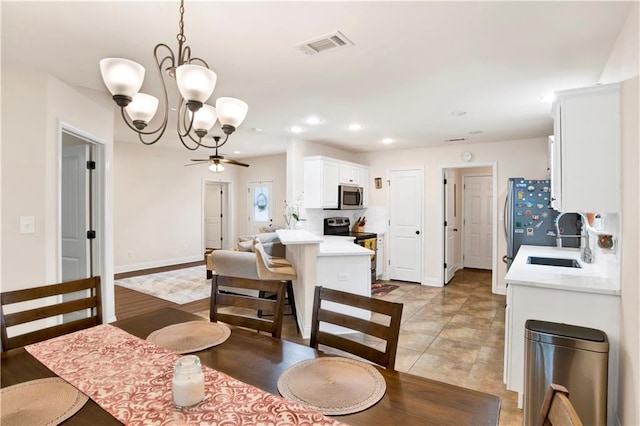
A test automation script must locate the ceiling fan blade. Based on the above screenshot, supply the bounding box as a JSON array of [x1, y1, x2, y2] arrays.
[[190, 159, 209, 162], [220, 158, 250, 167], [184, 162, 207, 167]]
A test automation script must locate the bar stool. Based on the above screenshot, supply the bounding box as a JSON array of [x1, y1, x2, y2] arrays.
[[254, 241, 299, 334]]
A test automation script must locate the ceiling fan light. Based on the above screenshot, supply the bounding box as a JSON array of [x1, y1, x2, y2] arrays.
[[125, 93, 159, 123], [99, 58, 145, 98], [176, 64, 217, 103], [209, 162, 224, 172], [189, 104, 218, 134], [216, 97, 248, 128]]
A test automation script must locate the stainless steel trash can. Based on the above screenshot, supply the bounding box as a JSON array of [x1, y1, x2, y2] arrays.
[[524, 320, 608, 426]]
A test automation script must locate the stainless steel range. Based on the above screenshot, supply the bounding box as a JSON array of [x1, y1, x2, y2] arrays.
[[324, 217, 377, 283]]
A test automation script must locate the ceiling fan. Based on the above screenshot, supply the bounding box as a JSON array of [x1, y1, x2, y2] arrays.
[[186, 136, 249, 172]]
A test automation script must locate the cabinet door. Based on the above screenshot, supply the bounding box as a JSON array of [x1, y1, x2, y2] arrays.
[[339, 164, 359, 184], [321, 161, 340, 208], [304, 157, 339, 209], [552, 84, 620, 213]]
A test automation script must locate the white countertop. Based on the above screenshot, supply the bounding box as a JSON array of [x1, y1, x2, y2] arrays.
[[505, 245, 620, 295], [276, 229, 324, 245], [318, 235, 374, 257]]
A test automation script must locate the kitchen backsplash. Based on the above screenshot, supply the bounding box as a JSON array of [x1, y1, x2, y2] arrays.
[[589, 212, 620, 283], [300, 205, 389, 236]]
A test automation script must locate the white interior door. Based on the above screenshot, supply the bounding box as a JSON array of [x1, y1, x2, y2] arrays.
[[247, 181, 274, 235], [204, 183, 223, 249], [389, 169, 423, 283], [61, 142, 90, 281], [444, 170, 458, 283], [463, 175, 493, 270]]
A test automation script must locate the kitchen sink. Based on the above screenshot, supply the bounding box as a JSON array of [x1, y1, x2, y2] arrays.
[[527, 256, 581, 268]]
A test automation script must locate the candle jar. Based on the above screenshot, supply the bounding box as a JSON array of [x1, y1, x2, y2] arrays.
[[172, 355, 205, 408]]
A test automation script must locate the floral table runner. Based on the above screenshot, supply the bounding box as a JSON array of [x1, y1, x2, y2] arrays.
[[26, 324, 344, 426]]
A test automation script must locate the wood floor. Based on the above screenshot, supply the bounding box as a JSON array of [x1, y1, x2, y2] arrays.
[[114, 261, 210, 320]]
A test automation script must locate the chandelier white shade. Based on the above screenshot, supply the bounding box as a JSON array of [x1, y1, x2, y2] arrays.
[[176, 64, 217, 106], [190, 105, 218, 137], [125, 93, 159, 127], [98, 0, 248, 151], [99, 58, 145, 101], [216, 97, 249, 128]]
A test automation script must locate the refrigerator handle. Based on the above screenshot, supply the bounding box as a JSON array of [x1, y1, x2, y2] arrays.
[[503, 191, 509, 241]]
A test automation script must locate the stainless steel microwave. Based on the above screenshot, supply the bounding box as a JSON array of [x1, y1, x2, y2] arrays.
[[338, 185, 363, 209]]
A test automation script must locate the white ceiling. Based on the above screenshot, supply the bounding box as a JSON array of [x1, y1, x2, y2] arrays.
[[1, 1, 632, 159]]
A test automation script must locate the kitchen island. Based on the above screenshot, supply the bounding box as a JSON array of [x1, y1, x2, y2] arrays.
[[504, 245, 620, 424], [276, 230, 373, 338]]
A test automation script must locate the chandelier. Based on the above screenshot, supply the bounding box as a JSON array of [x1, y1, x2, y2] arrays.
[[98, 0, 247, 151]]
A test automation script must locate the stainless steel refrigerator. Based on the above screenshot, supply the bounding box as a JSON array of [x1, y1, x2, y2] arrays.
[[503, 178, 580, 270]]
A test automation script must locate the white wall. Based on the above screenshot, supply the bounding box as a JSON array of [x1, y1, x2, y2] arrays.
[[1, 64, 115, 320], [355, 137, 549, 290], [113, 141, 243, 271], [600, 3, 640, 424]]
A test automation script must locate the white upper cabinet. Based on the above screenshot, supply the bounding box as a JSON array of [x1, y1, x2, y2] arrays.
[[304, 157, 339, 209], [338, 163, 359, 185], [304, 156, 369, 209], [550, 83, 621, 213]]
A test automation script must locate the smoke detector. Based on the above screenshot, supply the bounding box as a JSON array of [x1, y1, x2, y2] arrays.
[[295, 31, 354, 55]]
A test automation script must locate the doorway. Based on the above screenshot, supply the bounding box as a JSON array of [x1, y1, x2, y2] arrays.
[[462, 175, 493, 270], [441, 164, 497, 292], [59, 125, 106, 322], [60, 130, 100, 282], [388, 168, 423, 283], [203, 180, 230, 250], [247, 180, 274, 235]]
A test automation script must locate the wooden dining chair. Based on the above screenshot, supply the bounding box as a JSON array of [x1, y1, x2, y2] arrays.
[[310, 286, 404, 369], [1, 276, 102, 351], [535, 383, 584, 426], [210, 253, 287, 338]]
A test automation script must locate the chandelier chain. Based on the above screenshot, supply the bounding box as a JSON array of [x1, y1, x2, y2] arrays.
[[177, 0, 186, 44]]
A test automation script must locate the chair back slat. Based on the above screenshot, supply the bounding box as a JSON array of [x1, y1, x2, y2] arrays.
[[211, 275, 286, 338], [535, 384, 584, 426], [1, 277, 102, 351], [4, 297, 98, 327], [310, 286, 403, 369]]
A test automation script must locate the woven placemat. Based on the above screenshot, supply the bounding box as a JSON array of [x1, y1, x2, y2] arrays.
[[147, 321, 231, 354], [277, 357, 386, 415], [1, 377, 89, 425]]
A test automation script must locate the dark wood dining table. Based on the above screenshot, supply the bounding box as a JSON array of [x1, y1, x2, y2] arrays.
[[1, 307, 501, 425]]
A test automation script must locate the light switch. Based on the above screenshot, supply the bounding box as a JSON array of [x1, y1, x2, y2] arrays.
[[20, 216, 35, 234]]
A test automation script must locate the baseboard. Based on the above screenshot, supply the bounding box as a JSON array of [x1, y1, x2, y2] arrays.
[[422, 276, 443, 287], [114, 255, 204, 278]]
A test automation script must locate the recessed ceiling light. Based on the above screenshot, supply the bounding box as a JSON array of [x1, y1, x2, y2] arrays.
[[381, 138, 394, 144], [289, 126, 304, 133], [233, 150, 240, 154], [451, 110, 467, 116], [468, 130, 483, 135], [348, 123, 363, 131], [252, 127, 263, 133], [305, 116, 322, 125], [540, 93, 556, 102]]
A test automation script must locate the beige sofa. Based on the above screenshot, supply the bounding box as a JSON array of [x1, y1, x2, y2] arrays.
[[206, 232, 290, 282]]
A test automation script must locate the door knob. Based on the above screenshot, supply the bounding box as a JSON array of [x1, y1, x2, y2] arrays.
[[453, 228, 458, 232], [415, 230, 420, 235]]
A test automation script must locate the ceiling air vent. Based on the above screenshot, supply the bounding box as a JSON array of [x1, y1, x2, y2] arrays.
[[444, 137, 468, 143], [296, 31, 354, 55]]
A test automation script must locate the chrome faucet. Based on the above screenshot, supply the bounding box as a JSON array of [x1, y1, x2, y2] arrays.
[[555, 211, 593, 263]]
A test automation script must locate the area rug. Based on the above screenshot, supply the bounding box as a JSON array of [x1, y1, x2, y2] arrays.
[[371, 282, 399, 297], [115, 266, 210, 305]]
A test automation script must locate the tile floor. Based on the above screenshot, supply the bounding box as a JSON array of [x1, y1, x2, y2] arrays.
[[281, 268, 523, 426]]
